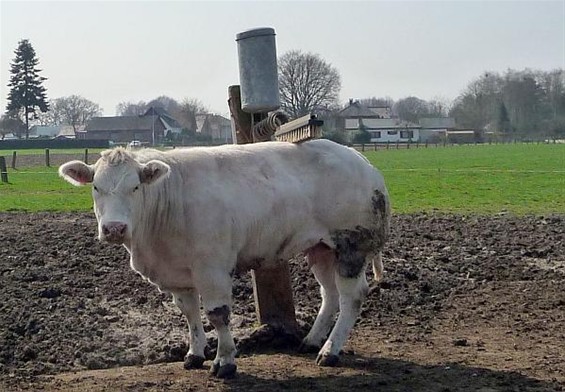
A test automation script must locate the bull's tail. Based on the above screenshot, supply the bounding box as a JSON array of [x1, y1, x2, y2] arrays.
[[372, 251, 384, 282]]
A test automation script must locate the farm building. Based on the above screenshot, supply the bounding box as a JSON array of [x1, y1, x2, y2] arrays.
[[419, 117, 457, 142], [338, 100, 461, 143], [28, 125, 60, 138], [195, 113, 232, 143], [78, 107, 182, 145], [28, 125, 83, 139]]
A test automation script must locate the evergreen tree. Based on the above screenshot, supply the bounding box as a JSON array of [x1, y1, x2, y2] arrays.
[[5, 39, 49, 139], [496, 102, 512, 134]]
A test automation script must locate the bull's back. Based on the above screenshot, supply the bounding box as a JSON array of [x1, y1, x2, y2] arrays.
[[137, 140, 387, 254]]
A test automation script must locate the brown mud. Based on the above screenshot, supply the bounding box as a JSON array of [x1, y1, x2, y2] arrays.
[[0, 213, 563, 391]]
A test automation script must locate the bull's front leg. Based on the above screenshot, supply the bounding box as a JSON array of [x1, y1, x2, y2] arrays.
[[196, 268, 237, 379], [172, 289, 207, 369]]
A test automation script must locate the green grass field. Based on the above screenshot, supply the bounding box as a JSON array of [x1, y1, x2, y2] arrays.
[[0, 144, 563, 214], [364, 143, 564, 214]]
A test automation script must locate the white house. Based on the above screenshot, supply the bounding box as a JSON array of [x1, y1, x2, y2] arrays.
[[339, 101, 420, 142]]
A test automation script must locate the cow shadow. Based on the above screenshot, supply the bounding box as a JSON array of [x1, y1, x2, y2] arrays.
[[223, 353, 561, 392]]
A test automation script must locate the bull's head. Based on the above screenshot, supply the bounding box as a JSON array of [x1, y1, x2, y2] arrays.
[[59, 148, 170, 245]]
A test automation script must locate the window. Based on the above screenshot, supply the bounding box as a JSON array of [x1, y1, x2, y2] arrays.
[[400, 130, 414, 139], [387, 130, 398, 135], [371, 131, 381, 138]]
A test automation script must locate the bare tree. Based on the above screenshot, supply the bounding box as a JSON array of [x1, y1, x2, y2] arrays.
[[393, 97, 432, 123], [116, 101, 147, 116], [359, 96, 395, 109], [0, 112, 25, 139], [427, 96, 451, 117], [147, 95, 180, 114], [278, 50, 341, 118], [43, 95, 102, 131], [176, 98, 208, 131]]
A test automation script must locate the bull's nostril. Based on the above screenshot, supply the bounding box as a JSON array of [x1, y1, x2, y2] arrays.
[[102, 222, 127, 240]]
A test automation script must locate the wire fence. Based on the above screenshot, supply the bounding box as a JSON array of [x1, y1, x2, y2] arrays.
[[1, 141, 564, 183], [350, 138, 561, 152]]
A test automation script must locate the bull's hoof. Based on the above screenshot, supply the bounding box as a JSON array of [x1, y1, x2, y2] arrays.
[[184, 354, 205, 369], [316, 353, 339, 367], [298, 342, 320, 354], [210, 362, 237, 379]]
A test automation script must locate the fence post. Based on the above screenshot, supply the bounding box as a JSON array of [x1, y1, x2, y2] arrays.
[[0, 156, 8, 183], [11, 151, 16, 169], [361, 143, 365, 152], [374, 142, 377, 151], [228, 84, 298, 336], [45, 149, 50, 167], [84, 149, 89, 164]]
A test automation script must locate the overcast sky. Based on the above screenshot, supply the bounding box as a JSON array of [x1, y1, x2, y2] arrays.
[[1, 1, 563, 117]]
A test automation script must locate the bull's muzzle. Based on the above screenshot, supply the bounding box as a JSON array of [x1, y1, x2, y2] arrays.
[[101, 222, 127, 244]]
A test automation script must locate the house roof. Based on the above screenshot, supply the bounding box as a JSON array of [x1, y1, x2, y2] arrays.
[[144, 107, 182, 128], [419, 117, 456, 129], [195, 114, 231, 133], [85, 116, 158, 132], [338, 102, 383, 118], [57, 125, 82, 138]]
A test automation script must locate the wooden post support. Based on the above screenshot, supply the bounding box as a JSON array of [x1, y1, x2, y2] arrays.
[[11, 151, 16, 169], [251, 261, 298, 333], [0, 156, 8, 183], [227, 85, 253, 145], [84, 149, 89, 164], [45, 149, 50, 167], [227, 85, 299, 336]]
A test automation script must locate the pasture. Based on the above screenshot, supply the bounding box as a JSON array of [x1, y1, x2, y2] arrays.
[[1, 143, 564, 214], [0, 142, 563, 391]]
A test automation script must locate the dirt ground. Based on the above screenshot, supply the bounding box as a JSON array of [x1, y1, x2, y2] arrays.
[[0, 212, 563, 391]]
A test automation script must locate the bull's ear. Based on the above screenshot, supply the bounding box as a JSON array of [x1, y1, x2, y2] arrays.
[[139, 160, 170, 185], [59, 161, 94, 186]]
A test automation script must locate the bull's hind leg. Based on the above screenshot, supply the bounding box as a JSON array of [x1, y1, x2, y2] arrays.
[[172, 289, 206, 369], [316, 251, 369, 366], [196, 268, 237, 378], [300, 246, 339, 352]]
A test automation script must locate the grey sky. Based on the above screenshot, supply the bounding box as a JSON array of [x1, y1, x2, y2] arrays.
[[1, 0, 563, 117]]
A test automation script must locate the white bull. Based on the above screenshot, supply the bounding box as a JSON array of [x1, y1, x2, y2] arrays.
[[59, 139, 390, 378]]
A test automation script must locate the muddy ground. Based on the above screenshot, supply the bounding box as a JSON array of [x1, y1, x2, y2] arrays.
[[0, 212, 563, 391]]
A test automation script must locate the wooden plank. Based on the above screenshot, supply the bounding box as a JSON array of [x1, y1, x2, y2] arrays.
[[0, 156, 8, 183], [227, 85, 253, 144], [252, 263, 299, 334]]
